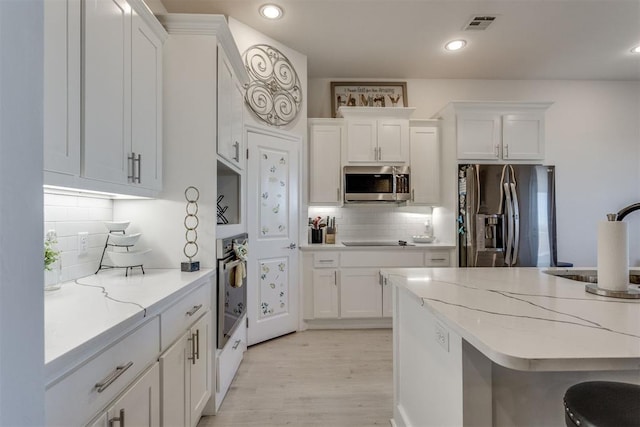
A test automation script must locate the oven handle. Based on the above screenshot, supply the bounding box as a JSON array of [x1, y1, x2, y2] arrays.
[[223, 258, 245, 271]]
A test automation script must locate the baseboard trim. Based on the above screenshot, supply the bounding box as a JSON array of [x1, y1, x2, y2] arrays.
[[303, 318, 392, 329]]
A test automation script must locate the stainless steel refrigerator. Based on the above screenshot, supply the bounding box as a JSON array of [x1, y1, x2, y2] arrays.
[[458, 164, 557, 267]]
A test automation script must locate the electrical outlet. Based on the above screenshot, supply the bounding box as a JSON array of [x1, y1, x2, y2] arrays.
[[435, 322, 449, 352], [78, 232, 89, 255]]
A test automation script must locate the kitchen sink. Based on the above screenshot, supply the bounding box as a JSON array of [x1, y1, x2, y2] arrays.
[[341, 240, 414, 247], [544, 269, 640, 285]]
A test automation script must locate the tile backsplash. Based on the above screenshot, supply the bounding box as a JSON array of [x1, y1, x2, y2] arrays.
[[307, 205, 433, 242], [44, 191, 113, 282]]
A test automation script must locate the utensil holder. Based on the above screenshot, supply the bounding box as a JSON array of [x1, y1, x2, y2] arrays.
[[311, 228, 323, 244]]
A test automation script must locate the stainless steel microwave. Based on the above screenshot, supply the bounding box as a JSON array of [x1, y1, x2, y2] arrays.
[[343, 166, 410, 203]]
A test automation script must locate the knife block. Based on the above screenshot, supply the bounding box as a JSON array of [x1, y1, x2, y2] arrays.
[[325, 227, 336, 244]]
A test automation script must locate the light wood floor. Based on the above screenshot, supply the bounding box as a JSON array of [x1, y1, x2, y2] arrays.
[[198, 329, 393, 427]]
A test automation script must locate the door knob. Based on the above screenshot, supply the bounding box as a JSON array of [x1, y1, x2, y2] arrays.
[[285, 243, 297, 249]]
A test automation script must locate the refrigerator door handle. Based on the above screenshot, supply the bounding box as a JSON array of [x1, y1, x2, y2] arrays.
[[510, 182, 520, 265], [503, 182, 514, 265]]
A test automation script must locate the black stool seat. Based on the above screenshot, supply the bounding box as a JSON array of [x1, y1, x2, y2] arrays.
[[564, 381, 640, 427]]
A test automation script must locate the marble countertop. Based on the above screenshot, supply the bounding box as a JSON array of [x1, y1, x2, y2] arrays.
[[383, 267, 640, 372], [44, 268, 214, 386], [300, 242, 455, 251]]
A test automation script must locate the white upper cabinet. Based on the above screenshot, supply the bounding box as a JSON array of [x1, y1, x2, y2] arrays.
[[339, 107, 414, 164], [131, 7, 164, 190], [43, 0, 81, 177], [44, 0, 167, 196], [217, 47, 245, 171], [308, 119, 343, 205], [446, 102, 552, 161], [83, 0, 130, 185], [409, 122, 440, 205]]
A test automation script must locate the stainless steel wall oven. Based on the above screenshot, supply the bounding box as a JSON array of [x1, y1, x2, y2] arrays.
[[216, 233, 248, 349]]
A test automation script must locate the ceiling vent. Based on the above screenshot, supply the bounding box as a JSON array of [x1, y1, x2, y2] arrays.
[[464, 15, 497, 31]]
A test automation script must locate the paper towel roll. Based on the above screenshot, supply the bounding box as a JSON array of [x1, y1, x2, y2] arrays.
[[597, 220, 629, 291]]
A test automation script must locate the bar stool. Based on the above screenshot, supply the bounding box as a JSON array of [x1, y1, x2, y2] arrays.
[[563, 381, 640, 427]]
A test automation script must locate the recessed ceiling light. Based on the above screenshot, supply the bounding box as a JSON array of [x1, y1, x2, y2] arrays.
[[259, 4, 284, 20], [631, 45, 640, 54], [445, 39, 467, 51]]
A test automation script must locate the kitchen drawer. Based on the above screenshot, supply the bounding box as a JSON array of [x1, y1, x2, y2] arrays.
[[161, 282, 211, 351], [46, 316, 160, 427], [425, 251, 450, 267], [341, 251, 423, 267], [313, 252, 340, 268], [215, 315, 246, 410]]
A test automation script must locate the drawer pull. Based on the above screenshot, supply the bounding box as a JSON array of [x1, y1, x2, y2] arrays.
[[109, 409, 125, 427], [186, 304, 203, 317], [95, 362, 133, 393], [431, 258, 447, 261], [232, 339, 241, 350]]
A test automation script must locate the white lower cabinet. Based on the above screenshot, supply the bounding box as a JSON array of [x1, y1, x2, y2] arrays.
[[215, 316, 247, 411], [340, 268, 383, 318], [159, 310, 211, 427], [312, 269, 339, 318], [304, 249, 453, 322], [89, 362, 160, 427]]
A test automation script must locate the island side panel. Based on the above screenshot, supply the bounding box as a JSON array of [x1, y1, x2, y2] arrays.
[[393, 285, 466, 426]]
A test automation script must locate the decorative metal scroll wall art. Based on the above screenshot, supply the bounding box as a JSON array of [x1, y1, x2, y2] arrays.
[[181, 186, 200, 272], [243, 44, 302, 127]]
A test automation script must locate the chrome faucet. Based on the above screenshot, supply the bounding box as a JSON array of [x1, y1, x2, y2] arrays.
[[615, 203, 640, 221]]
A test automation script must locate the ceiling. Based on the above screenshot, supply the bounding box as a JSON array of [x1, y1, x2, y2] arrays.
[[156, 0, 640, 81]]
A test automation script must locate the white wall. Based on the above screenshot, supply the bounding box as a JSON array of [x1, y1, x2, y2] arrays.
[[0, 0, 45, 424], [309, 78, 640, 267]]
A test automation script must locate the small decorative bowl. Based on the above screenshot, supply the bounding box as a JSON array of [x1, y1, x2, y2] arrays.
[[105, 249, 151, 267], [104, 221, 130, 232], [412, 235, 436, 244], [108, 233, 141, 247]]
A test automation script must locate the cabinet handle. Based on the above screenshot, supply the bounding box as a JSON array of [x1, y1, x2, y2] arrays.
[[378, 146, 382, 160], [188, 331, 198, 365], [186, 304, 203, 317], [494, 145, 500, 158], [334, 270, 337, 285], [195, 329, 200, 360], [232, 339, 241, 350], [233, 141, 240, 162], [127, 153, 141, 183], [318, 259, 333, 263], [109, 409, 125, 427], [95, 362, 133, 393], [504, 144, 509, 158], [431, 258, 447, 261], [411, 189, 415, 202], [336, 188, 340, 201]]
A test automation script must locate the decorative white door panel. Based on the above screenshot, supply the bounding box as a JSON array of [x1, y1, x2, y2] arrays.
[[247, 126, 300, 345]]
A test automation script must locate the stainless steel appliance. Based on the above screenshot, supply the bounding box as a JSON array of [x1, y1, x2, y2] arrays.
[[343, 165, 410, 203], [216, 233, 248, 349], [458, 164, 557, 267]]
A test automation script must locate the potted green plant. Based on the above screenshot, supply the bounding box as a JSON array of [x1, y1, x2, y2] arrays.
[[44, 230, 61, 291]]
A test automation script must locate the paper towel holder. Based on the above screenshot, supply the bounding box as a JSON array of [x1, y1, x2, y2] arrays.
[[585, 210, 640, 299]]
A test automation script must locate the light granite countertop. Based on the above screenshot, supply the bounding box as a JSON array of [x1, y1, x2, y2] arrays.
[[44, 268, 214, 386], [383, 267, 640, 371]]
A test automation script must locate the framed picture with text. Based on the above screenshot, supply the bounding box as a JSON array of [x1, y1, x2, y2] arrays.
[[330, 81, 408, 118]]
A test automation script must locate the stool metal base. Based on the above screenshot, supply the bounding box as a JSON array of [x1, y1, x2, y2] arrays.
[[585, 283, 640, 299]]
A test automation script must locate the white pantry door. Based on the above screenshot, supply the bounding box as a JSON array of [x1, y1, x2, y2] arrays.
[[246, 126, 300, 345]]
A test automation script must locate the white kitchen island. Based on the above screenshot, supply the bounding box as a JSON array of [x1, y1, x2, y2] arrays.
[[383, 267, 640, 427]]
